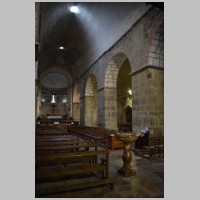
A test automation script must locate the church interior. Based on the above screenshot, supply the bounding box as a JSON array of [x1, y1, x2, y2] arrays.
[[35, 2, 164, 198]]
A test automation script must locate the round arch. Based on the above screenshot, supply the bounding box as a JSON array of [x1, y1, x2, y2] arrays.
[[103, 52, 132, 131]]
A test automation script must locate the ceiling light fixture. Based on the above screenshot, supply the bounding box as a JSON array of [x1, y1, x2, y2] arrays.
[[59, 46, 64, 50], [70, 6, 79, 13]]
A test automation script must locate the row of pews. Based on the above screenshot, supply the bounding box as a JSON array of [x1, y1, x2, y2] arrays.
[[36, 124, 126, 150], [134, 136, 164, 159], [35, 131, 115, 197], [67, 126, 114, 149]]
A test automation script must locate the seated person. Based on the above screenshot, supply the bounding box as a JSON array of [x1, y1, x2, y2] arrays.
[[135, 127, 150, 149]]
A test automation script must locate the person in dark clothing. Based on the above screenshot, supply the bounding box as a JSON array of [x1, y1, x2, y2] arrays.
[[135, 127, 150, 149]]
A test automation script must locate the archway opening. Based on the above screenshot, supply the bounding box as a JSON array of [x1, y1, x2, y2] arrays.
[[40, 72, 69, 117], [104, 52, 132, 131], [117, 59, 132, 132]]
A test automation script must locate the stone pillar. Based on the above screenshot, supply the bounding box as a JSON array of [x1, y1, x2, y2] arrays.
[[36, 83, 42, 117], [72, 103, 80, 121], [131, 66, 164, 136], [103, 87, 118, 130], [97, 88, 105, 128], [35, 2, 40, 44], [148, 68, 164, 136], [80, 96, 85, 126], [84, 96, 96, 127], [35, 80, 38, 126], [68, 87, 72, 117]]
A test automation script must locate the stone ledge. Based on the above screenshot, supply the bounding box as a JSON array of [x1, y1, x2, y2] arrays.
[[130, 65, 164, 77]]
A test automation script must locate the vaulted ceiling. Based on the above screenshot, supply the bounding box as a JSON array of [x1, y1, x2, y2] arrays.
[[36, 2, 163, 85]]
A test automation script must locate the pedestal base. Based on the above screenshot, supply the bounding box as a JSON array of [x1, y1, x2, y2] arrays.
[[118, 167, 136, 177], [115, 133, 138, 177]]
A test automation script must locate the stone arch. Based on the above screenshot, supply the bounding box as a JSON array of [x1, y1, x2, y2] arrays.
[[103, 52, 132, 130], [38, 65, 73, 117], [117, 59, 132, 129], [39, 64, 73, 86], [84, 74, 98, 127], [104, 52, 127, 88], [72, 83, 80, 122]]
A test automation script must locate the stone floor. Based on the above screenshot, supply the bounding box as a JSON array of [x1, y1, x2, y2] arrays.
[[36, 148, 164, 198]]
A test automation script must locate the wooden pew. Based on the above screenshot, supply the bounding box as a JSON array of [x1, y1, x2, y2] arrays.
[[142, 136, 164, 158], [36, 137, 78, 143], [68, 126, 111, 149], [35, 149, 109, 179], [35, 149, 114, 197], [35, 134, 76, 139], [35, 143, 98, 154], [35, 178, 115, 197], [35, 140, 92, 147], [36, 133, 75, 137], [36, 137, 98, 168]]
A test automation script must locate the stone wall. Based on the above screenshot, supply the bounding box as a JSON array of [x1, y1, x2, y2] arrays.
[[35, 2, 40, 43], [131, 67, 164, 136], [80, 97, 85, 126], [71, 7, 164, 135], [97, 88, 105, 128], [103, 88, 118, 130], [84, 96, 96, 127], [148, 68, 164, 136], [72, 103, 80, 121]]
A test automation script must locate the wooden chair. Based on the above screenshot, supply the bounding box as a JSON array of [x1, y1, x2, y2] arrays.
[[142, 137, 156, 158], [155, 137, 164, 158]]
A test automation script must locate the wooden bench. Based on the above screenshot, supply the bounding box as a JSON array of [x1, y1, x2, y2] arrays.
[[143, 137, 164, 158], [35, 143, 98, 154], [67, 126, 112, 148], [36, 135, 79, 143], [35, 149, 110, 181], [35, 139, 92, 147], [35, 149, 114, 197], [35, 178, 115, 197]]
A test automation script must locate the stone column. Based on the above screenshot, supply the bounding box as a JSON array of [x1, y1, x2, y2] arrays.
[[79, 96, 85, 126], [131, 66, 164, 136], [36, 83, 42, 117], [68, 87, 72, 117], [103, 87, 118, 130], [97, 88, 105, 128], [35, 80, 38, 126], [84, 96, 95, 127], [72, 102, 80, 121]]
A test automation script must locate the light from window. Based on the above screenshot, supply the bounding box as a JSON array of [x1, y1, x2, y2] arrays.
[[70, 6, 79, 13]]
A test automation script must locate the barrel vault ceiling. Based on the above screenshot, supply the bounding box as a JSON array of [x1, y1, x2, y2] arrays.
[[36, 2, 163, 84]]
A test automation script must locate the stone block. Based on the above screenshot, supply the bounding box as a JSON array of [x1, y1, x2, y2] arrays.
[[159, 60, 164, 67], [159, 41, 164, 48], [156, 47, 160, 53], [152, 39, 159, 46], [150, 45, 156, 52], [159, 54, 164, 60], [149, 52, 156, 58], [153, 58, 159, 66]]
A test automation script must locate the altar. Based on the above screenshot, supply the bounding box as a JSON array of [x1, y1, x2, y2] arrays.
[[47, 116, 62, 119]]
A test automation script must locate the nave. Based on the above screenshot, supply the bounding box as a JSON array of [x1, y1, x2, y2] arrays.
[[35, 125, 164, 198]]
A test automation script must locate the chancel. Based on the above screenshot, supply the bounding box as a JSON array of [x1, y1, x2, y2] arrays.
[[35, 2, 164, 198]]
